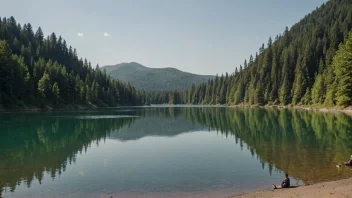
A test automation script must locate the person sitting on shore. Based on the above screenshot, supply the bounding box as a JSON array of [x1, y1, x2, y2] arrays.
[[343, 155, 352, 166], [272, 173, 290, 189]]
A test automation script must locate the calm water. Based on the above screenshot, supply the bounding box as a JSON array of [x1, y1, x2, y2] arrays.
[[1, 107, 352, 198]]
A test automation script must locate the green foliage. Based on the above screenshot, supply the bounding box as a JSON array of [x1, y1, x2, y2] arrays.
[[279, 75, 291, 105], [37, 72, 51, 99], [301, 88, 311, 105], [324, 82, 337, 106], [311, 74, 325, 104], [0, 40, 13, 93], [52, 82, 60, 105], [179, 0, 352, 108], [333, 31, 352, 107], [143, 90, 183, 105], [0, 17, 143, 108], [291, 55, 309, 105]]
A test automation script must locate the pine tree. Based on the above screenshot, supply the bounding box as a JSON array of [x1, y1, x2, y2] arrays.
[[269, 47, 279, 103], [37, 72, 51, 99], [278, 49, 291, 105], [279, 75, 290, 105], [35, 27, 44, 45], [301, 88, 311, 105], [311, 74, 325, 104], [333, 31, 352, 106], [291, 55, 309, 105], [52, 82, 60, 105], [0, 40, 13, 93]]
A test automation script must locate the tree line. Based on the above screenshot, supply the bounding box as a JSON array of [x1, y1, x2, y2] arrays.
[[0, 17, 143, 109], [141, 90, 183, 105]]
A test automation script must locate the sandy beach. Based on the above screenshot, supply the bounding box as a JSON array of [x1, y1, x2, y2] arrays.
[[232, 177, 352, 198]]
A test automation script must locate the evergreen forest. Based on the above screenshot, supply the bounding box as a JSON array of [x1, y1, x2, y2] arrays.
[[0, 17, 142, 109], [180, 0, 352, 107]]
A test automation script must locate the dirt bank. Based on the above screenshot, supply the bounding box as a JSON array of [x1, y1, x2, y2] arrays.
[[230, 104, 352, 116], [232, 177, 352, 198]]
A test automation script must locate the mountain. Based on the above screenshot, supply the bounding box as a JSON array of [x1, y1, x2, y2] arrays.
[[101, 62, 215, 91]]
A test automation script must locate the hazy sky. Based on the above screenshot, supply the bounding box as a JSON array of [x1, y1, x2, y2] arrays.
[[1, 0, 326, 75]]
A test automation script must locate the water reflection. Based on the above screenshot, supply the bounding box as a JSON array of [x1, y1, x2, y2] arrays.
[[0, 107, 352, 197], [183, 107, 352, 184]]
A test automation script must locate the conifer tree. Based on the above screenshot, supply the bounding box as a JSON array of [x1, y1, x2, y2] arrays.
[[333, 31, 352, 106], [311, 74, 325, 104], [52, 82, 60, 104], [37, 72, 51, 99], [291, 55, 309, 105]]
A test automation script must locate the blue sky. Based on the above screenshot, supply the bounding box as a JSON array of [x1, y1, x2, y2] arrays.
[[1, 0, 326, 75]]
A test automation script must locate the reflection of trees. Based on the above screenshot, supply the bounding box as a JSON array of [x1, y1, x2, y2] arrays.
[[135, 107, 183, 118], [1, 107, 352, 196], [0, 114, 134, 197], [183, 107, 352, 184]]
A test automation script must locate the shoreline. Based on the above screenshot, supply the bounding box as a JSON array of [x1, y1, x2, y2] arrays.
[[229, 104, 352, 116], [0, 103, 105, 113], [272, 105, 352, 116], [231, 177, 352, 198], [1, 104, 352, 115]]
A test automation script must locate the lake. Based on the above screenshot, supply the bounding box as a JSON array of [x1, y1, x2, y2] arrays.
[[1, 106, 352, 198]]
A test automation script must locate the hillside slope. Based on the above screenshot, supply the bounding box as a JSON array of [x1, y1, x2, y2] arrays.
[[181, 0, 352, 107], [101, 62, 215, 91], [0, 17, 142, 109]]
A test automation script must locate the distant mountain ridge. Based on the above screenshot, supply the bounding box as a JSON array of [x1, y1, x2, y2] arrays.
[[101, 62, 215, 91]]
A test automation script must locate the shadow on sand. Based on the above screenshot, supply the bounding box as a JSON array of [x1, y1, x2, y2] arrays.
[[274, 185, 300, 190]]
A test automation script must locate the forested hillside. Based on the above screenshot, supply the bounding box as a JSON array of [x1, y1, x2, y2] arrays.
[[101, 62, 214, 91], [0, 17, 142, 109], [179, 0, 352, 107]]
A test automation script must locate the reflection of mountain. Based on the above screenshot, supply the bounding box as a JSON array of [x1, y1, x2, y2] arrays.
[[109, 115, 207, 141], [184, 107, 352, 184]]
